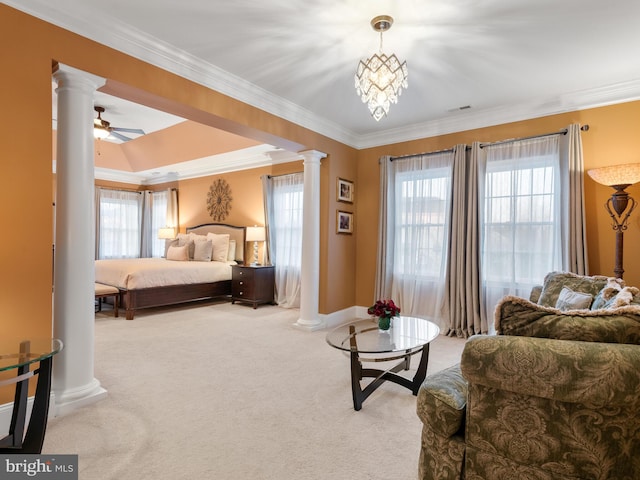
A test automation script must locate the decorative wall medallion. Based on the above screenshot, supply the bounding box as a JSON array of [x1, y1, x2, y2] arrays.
[[206, 178, 233, 221]]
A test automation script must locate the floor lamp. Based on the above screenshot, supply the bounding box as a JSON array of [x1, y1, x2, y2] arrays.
[[587, 163, 640, 279]]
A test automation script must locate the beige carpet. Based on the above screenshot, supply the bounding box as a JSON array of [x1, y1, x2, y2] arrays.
[[43, 301, 466, 480]]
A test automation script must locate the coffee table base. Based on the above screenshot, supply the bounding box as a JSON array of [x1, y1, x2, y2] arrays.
[[350, 344, 430, 411]]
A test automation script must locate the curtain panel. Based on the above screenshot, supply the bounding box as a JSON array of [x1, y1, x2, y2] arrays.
[[262, 173, 304, 308]]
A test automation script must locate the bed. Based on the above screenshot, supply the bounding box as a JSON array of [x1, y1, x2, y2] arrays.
[[95, 223, 245, 320]]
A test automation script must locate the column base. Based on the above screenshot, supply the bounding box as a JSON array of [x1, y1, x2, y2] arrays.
[[293, 317, 325, 331], [53, 378, 107, 417]]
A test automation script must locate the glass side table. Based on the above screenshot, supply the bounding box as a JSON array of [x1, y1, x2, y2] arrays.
[[0, 339, 63, 453], [326, 317, 439, 410]]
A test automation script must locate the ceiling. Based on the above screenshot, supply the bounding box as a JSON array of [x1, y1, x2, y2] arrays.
[[12, 0, 640, 169]]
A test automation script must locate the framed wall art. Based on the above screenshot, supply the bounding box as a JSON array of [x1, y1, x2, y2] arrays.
[[336, 210, 353, 234], [337, 177, 354, 203]]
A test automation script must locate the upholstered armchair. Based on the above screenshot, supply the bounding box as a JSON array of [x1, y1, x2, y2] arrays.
[[417, 272, 640, 480]]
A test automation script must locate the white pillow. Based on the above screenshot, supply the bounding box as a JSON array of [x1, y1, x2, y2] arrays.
[[193, 239, 213, 262], [206, 233, 230, 262], [227, 239, 237, 262], [164, 239, 178, 258], [176, 233, 195, 260], [166, 244, 189, 261], [555, 286, 592, 311]]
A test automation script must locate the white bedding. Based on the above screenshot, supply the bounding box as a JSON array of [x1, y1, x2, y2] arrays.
[[95, 258, 235, 290]]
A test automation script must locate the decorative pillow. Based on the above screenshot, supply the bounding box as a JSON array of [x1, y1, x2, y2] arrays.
[[227, 239, 237, 262], [537, 271, 610, 307], [164, 239, 178, 258], [555, 286, 593, 311], [207, 233, 230, 262], [193, 239, 213, 262], [176, 233, 196, 260], [166, 244, 189, 261]]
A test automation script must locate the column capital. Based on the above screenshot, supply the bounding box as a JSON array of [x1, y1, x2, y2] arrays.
[[53, 63, 106, 92], [298, 150, 327, 164]]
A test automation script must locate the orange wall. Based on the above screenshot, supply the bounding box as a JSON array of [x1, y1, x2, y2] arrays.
[[355, 103, 640, 306]]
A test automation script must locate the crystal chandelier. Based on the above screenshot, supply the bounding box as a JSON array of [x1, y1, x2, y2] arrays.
[[355, 15, 408, 121]]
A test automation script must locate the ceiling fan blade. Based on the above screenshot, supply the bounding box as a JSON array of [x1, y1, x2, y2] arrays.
[[109, 131, 133, 142], [111, 127, 145, 135]]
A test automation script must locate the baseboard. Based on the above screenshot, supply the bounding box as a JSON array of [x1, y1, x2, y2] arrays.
[[320, 305, 369, 329]]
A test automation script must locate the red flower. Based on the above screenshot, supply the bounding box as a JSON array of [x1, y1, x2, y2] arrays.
[[367, 299, 401, 318]]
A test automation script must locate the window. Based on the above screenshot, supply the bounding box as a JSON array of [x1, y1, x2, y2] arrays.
[[481, 136, 561, 308], [150, 191, 169, 258], [264, 172, 304, 308], [388, 151, 454, 320], [98, 189, 142, 259], [394, 167, 451, 278]]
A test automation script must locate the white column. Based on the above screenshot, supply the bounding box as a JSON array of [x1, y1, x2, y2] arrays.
[[294, 150, 326, 331], [52, 65, 107, 416]]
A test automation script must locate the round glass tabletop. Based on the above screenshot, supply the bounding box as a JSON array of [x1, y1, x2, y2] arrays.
[[0, 339, 63, 372], [326, 316, 439, 354]]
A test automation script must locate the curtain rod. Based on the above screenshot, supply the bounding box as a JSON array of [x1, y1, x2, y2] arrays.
[[264, 172, 303, 179], [388, 124, 590, 160], [390, 147, 455, 162], [479, 125, 589, 149]]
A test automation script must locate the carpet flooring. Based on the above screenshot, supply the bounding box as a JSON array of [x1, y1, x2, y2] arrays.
[[43, 301, 466, 479]]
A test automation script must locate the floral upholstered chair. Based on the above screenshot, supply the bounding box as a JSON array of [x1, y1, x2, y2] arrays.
[[416, 272, 640, 480]]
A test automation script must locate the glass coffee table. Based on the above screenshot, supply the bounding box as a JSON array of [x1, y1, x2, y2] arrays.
[[326, 316, 439, 410], [0, 339, 63, 453]]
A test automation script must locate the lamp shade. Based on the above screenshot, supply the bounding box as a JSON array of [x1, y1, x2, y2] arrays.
[[158, 227, 176, 240], [93, 125, 110, 140], [245, 226, 265, 242], [587, 163, 640, 187]]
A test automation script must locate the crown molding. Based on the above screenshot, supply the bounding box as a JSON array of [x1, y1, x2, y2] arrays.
[[353, 78, 640, 149], [92, 145, 301, 185], [5, 1, 359, 148], [10, 1, 640, 152]]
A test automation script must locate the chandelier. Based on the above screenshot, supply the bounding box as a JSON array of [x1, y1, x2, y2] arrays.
[[355, 15, 408, 121]]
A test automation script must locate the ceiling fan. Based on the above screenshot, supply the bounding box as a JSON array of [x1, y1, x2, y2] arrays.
[[93, 106, 145, 142]]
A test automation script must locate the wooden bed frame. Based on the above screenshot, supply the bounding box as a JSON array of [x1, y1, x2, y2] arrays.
[[120, 223, 245, 320]]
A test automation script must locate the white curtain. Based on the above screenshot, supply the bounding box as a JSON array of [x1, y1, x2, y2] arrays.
[[262, 173, 304, 308], [376, 150, 455, 327], [96, 188, 143, 259], [478, 135, 562, 325]]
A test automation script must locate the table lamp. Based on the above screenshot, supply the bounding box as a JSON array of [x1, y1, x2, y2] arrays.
[[587, 162, 640, 279], [158, 227, 176, 240], [246, 226, 265, 265]]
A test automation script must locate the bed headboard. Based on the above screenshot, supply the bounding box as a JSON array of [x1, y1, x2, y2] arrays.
[[186, 223, 246, 263]]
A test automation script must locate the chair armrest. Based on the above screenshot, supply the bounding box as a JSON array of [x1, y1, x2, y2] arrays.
[[417, 365, 467, 437], [460, 335, 640, 407]]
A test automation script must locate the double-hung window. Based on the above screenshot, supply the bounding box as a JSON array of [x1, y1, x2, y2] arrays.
[[97, 189, 142, 259], [389, 151, 454, 319], [480, 136, 562, 308]]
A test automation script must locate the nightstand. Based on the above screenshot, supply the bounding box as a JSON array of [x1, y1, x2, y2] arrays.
[[231, 265, 275, 309]]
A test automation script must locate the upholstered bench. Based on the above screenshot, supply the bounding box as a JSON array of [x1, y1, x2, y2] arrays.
[[95, 282, 119, 317]]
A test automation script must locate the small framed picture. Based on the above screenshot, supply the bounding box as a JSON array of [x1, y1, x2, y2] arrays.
[[337, 177, 354, 203], [336, 210, 353, 234]]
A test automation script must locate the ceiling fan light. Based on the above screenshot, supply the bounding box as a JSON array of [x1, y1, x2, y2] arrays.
[[93, 125, 110, 139]]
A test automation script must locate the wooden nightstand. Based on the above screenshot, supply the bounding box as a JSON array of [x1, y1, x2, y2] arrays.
[[231, 265, 275, 309]]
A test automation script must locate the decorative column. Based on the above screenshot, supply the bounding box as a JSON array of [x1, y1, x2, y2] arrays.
[[52, 64, 107, 415], [295, 150, 326, 330]]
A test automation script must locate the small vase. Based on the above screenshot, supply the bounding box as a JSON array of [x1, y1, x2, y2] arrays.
[[378, 316, 391, 331]]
